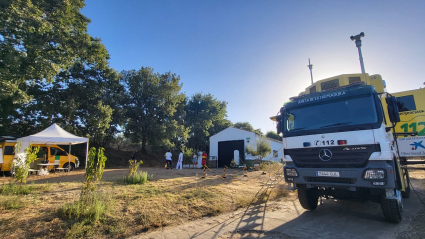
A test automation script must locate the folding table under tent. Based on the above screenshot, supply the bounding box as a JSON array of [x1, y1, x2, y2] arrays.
[[16, 123, 89, 172]]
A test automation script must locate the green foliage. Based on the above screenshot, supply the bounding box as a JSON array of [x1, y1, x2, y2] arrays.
[[83, 147, 107, 193], [182, 147, 195, 163], [0, 0, 113, 131], [122, 67, 187, 152], [59, 147, 110, 227], [185, 93, 229, 151], [0, 182, 51, 195], [0, 0, 236, 153], [11, 143, 39, 183], [59, 192, 114, 223], [122, 171, 153, 185], [246, 136, 272, 163], [0, 197, 26, 210], [0, 0, 91, 99], [234, 122, 263, 135], [129, 160, 143, 176], [266, 131, 282, 141], [0, 182, 32, 195]]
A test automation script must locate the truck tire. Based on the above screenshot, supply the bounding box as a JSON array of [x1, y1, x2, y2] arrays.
[[298, 184, 318, 211], [401, 169, 410, 199], [63, 163, 74, 172], [380, 191, 402, 223]]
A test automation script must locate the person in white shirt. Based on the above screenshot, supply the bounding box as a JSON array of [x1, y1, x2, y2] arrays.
[[165, 149, 172, 169], [176, 150, 183, 170]]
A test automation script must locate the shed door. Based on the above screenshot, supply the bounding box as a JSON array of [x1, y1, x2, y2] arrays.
[[218, 140, 245, 167]]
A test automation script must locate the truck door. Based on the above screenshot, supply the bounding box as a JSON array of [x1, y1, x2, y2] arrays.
[[49, 147, 68, 167]]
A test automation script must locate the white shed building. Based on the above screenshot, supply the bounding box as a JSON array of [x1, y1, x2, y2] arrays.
[[209, 127, 283, 167]]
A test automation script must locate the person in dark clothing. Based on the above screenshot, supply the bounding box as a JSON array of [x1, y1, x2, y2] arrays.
[[38, 147, 48, 163]]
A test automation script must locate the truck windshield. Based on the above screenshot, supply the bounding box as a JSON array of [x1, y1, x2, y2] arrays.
[[285, 95, 379, 133]]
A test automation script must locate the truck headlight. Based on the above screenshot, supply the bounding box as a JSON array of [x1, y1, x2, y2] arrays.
[[285, 168, 298, 177], [364, 169, 386, 180]]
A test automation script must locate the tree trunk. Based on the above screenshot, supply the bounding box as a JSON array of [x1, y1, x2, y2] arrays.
[[142, 136, 147, 153]]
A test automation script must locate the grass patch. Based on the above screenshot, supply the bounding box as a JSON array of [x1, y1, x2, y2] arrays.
[[58, 192, 115, 224], [0, 182, 33, 195], [0, 182, 52, 196], [122, 171, 153, 184], [183, 187, 216, 200], [0, 197, 26, 210]]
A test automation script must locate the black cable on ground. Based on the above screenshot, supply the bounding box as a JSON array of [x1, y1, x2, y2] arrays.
[[409, 180, 425, 206]]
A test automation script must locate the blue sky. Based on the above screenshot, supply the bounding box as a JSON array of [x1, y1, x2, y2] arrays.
[[82, 0, 425, 134]]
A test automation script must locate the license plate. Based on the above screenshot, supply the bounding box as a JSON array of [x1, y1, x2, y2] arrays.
[[316, 171, 340, 177]]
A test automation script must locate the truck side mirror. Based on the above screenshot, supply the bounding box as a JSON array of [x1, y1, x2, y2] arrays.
[[276, 115, 283, 134], [386, 96, 400, 123]]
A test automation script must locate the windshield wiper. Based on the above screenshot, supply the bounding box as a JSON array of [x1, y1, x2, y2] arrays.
[[320, 122, 352, 128]]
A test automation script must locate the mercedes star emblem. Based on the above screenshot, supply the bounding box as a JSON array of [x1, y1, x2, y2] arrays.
[[319, 149, 332, 161]]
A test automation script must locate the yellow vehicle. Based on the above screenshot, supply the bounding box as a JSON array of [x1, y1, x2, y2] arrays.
[[0, 137, 80, 175], [392, 88, 425, 136], [0, 136, 17, 176]]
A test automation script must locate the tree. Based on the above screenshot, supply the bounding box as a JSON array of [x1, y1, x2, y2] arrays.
[[0, 0, 97, 98], [266, 131, 282, 141], [234, 122, 263, 135], [245, 135, 272, 164], [122, 67, 186, 152], [0, 0, 116, 138], [2, 47, 123, 144], [185, 93, 229, 151]]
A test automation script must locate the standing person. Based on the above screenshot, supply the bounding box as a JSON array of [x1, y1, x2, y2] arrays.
[[192, 153, 197, 169], [164, 149, 172, 169], [202, 151, 207, 169], [176, 150, 183, 170], [33, 147, 47, 169], [131, 153, 136, 161], [39, 147, 48, 163]]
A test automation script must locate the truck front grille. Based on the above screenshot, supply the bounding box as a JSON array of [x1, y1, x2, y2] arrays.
[[285, 144, 380, 168], [304, 176, 357, 184]]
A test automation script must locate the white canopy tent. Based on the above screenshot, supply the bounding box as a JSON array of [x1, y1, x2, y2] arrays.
[[17, 124, 89, 171]]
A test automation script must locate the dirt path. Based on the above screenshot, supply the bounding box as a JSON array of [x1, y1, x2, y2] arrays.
[[0, 166, 234, 184], [133, 171, 425, 239]]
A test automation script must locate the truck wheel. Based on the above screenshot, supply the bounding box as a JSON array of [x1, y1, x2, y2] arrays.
[[298, 184, 318, 210], [401, 169, 410, 199], [63, 163, 74, 172], [380, 190, 402, 223]]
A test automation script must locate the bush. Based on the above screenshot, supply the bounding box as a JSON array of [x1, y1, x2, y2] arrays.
[[122, 171, 153, 184], [59, 192, 114, 224], [129, 159, 142, 176]]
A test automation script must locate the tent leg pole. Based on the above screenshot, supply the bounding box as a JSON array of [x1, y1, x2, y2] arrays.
[[85, 142, 89, 173], [68, 144, 71, 172]]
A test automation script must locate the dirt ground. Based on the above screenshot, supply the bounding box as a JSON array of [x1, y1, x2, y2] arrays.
[[1, 167, 424, 239], [135, 170, 425, 239], [0, 166, 294, 238]]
